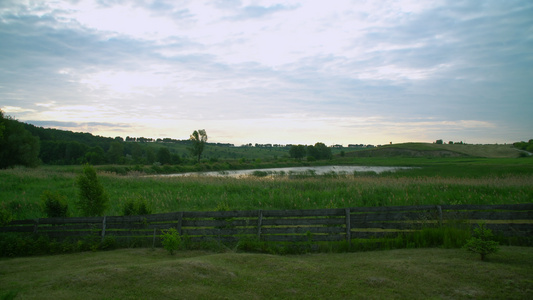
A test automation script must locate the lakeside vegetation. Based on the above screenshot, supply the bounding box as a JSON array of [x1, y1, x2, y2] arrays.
[[1, 156, 532, 220]]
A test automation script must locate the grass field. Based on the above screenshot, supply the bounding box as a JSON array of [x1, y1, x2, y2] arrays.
[[1, 246, 532, 299], [1, 156, 532, 219], [1, 145, 532, 299]]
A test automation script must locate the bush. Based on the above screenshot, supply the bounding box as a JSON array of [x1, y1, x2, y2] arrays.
[[463, 222, 500, 261], [41, 190, 69, 218], [122, 196, 152, 216], [161, 228, 181, 255], [99, 236, 117, 251], [0, 205, 12, 226], [76, 164, 108, 216]]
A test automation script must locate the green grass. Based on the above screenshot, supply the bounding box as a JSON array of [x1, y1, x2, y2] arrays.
[[1, 157, 532, 219], [1, 247, 532, 299]]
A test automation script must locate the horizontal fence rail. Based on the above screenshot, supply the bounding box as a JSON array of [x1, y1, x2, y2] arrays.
[[1, 204, 532, 246]]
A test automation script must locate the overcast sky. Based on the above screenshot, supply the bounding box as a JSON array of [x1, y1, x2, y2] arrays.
[[1, 0, 532, 146]]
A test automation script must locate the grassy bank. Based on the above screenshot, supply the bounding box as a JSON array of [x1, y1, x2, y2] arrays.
[[1, 157, 532, 219], [1, 247, 532, 299]]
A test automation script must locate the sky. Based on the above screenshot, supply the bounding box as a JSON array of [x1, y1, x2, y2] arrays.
[[1, 0, 532, 146]]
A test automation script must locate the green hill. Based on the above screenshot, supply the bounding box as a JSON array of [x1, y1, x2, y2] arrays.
[[345, 143, 522, 158]]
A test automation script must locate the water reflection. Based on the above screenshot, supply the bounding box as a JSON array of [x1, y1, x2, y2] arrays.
[[159, 165, 412, 178]]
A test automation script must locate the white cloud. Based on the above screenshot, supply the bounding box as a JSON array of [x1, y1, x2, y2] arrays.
[[1, 0, 532, 145], [1, 106, 36, 113]]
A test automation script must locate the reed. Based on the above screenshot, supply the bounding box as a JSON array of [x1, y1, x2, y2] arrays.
[[1, 162, 531, 220]]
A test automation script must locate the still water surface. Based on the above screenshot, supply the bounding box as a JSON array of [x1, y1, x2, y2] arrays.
[[161, 165, 412, 178]]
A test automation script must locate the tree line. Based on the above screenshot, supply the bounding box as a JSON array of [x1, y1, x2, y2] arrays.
[[0, 110, 333, 169], [0, 110, 212, 169]]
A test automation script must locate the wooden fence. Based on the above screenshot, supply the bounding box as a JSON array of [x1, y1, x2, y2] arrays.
[[1, 204, 532, 246]]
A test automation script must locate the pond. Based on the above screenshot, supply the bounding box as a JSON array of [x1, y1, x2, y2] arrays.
[[159, 165, 412, 178]]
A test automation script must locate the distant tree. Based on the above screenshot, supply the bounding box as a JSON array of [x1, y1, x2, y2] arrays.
[[436, 139, 443, 144], [171, 153, 182, 165], [0, 112, 40, 168], [304, 142, 332, 160], [76, 164, 108, 216], [107, 141, 124, 164], [85, 146, 106, 165], [306, 145, 320, 160], [65, 141, 88, 164], [130, 143, 143, 163], [289, 145, 306, 160], [189, 129, 207, 162], [145, 148, 156, 164], [157, 147, 172, 165], [314, 142, 332, 160], [306, 145, 319, 160], [0, 110, 5, 139]]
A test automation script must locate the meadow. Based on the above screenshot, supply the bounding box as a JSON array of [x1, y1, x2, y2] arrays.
[[1, 156, 532, 220], [1, 152, 532, 299], [1, 247, 532, 299]]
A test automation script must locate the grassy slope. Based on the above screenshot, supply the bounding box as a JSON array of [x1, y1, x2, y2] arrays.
[[1, 247, 532, 299], [350, 142, 522, 158], [422, 143, 521, 158]]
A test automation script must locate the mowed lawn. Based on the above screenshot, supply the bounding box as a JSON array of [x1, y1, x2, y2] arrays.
[[1, 247, 532, 299]]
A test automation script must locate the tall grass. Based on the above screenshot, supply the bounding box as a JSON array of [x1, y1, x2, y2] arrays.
[[1, 163, 532, 220]]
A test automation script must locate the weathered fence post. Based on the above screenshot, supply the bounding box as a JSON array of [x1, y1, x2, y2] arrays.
[[33, 218, 39, 234], [152, 228, 157, 249], [101, 216, 107, 242], [257, 210, 263, 240], [436, 205, 443, 226], [345, 208, 351, 247], [177, 212, 183, 235]]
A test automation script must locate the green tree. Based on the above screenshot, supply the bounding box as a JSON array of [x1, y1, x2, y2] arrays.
[[145, 148, 156, 164], [0, 109, 5, 139], [0, 113, 40, 168], [76, 164, 108, 216], [107, 141, 124, 164], [161, 228, 182, 255], [306, 142, 332, 160], [314, 142, 332, 160], [157, 147, 172, 165], [306, 145, 318, 161], [189, 129, 207, 162], [289, 144, 306, 160], [85, 146, 106, 165], [130, 143, 143, 164], [463, 223, 500, 261]]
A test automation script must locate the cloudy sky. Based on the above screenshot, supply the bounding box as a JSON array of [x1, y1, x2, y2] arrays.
[[1, 0, 532, 146]]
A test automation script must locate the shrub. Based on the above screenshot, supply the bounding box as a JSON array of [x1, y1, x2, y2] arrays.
[[41, 190, 69, 218], [122, 196, 152, 216], [122, 200, 136, 216], [161, 228, 181, 255], [76, 164, 108, 216], [0, 205, 12, 226], [99, 236, 117, 251], [463, 222, 500, 261]]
